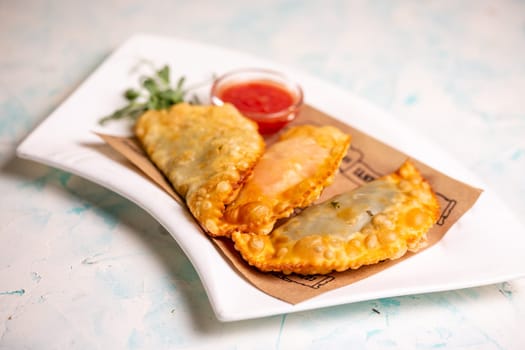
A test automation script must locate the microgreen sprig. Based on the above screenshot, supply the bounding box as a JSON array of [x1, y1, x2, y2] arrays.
[[99, 64, 201, 125]]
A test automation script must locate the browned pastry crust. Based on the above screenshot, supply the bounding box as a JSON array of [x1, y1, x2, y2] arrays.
[[232, 160, 440, 275], [223, 125, 351, 235], [135, 103, 265, 236]]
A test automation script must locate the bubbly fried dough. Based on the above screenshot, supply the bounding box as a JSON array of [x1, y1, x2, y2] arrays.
[[135, 103, 265, 236], [232, 160, 440, 275], [223, 125, 351, 235]]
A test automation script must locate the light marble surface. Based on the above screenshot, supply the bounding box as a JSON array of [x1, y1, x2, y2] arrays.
[[1, 0, 524, 349]]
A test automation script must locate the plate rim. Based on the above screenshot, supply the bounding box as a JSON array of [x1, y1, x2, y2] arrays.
[[16, 33, 525, 322]]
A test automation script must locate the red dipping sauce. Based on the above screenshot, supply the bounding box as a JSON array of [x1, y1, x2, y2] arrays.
[[211, 69, 303, 134]]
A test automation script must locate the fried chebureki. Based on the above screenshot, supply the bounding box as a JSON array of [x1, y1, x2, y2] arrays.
[[223, 125, 351, 235], [232, 160, 440, 275], [135, 103, 265, 236]]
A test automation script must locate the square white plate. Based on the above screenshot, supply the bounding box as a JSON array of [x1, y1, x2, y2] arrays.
[[17, 34, 525, 322]]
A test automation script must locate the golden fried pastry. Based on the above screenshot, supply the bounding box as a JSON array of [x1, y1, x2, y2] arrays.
[[223, 125, 351, 235], [232, 160, 440, 275], [135, 103, 265, 236]]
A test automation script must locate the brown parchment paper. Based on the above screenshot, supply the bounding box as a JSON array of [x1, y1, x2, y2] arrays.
[[97, 104, 482, 305]]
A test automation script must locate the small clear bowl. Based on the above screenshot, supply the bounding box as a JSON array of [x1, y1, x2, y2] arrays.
[[210, 68, 303, 134]]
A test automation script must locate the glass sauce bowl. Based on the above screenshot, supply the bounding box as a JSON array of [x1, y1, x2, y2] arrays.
[[210, 69, 303, 134]]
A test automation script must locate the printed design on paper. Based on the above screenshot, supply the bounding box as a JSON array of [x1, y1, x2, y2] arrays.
[[272, 273, 335, 289], [434, 192, 457, 226], [339, 146, 382, 185], [338, 145, 457, 226]]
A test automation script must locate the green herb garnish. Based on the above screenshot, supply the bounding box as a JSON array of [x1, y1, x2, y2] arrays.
[[99, 64, 199, 125], [330, 201, 341, 209]]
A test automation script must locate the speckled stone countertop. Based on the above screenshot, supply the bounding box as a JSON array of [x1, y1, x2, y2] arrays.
[[1, 1, 524, 348]]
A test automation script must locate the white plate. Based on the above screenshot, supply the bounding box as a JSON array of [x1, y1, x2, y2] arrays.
[[16, 34, 525, 322]]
